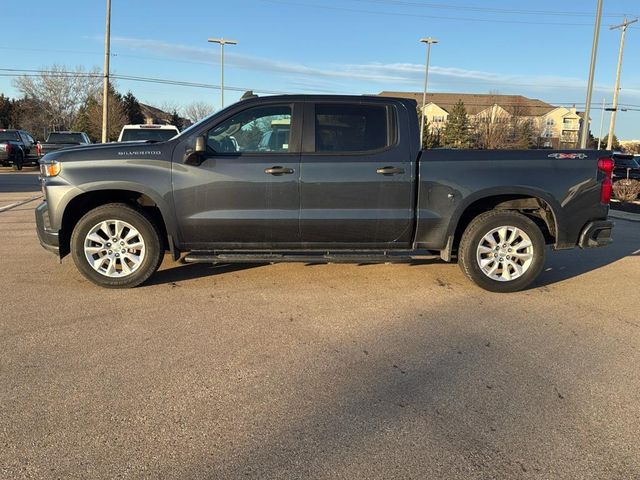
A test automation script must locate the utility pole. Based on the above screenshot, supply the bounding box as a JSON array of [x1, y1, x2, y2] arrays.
[[606, 17, 637, 150], [101, 0, 111, 144], [419, 37, 438, 147], [597, 98, 606, 150], [579, 0, 603, 149], [208, 38, 238, 108]]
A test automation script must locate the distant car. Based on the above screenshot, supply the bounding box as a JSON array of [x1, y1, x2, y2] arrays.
[[40, 131, 91, 155], [117, 124, 180, 142], [612, 154, 640, 181], [0, 129, 41, 170]]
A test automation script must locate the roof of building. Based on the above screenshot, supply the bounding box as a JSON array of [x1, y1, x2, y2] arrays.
[[378, 91, 558, 116]]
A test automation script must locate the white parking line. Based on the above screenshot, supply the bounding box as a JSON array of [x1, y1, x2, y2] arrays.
[[0, 194, 43, 213]]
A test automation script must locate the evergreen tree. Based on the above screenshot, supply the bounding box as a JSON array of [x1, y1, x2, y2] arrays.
[[442, 100, 470, 148], [169, 110, 182, 130], [0, 94, 12, 128], [122, 91, 144, 124], [600, 134, 620, 150]]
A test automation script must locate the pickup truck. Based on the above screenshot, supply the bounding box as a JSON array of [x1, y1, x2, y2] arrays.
[[40, 131, 91, 155], [0, 129, 41, 170], [35, 95, 614, 292]]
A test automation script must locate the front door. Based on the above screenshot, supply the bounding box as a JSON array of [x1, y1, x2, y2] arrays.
[[172, 102, 302, 249], [299, 102, 415, 248]]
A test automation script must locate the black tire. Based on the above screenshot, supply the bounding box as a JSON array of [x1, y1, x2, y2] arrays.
[[70, 203, 164, 288], [458, 210, 546, 293], [12, 151, 24, 171]]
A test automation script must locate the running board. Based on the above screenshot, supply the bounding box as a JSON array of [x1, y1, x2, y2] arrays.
[[183, 251, 435, 265]]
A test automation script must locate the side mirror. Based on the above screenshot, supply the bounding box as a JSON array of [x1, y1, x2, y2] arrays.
[[195, 135, 206, 153], [185, 135, 207, 166]]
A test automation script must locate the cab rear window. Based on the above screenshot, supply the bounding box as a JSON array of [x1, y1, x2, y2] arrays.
[[0, 131, 20, 141]]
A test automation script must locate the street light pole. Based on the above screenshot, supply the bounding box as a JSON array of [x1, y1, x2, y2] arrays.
[[606, 17, 637, 150], [597, 97, 605, 150], [419, 37, 438, 147], [101, 0, 111, 143], [579, 0, 603, 149], [208, 37, 238, 108]]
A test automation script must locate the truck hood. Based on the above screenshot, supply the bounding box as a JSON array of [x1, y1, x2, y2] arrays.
[[41, 141, 173, 163]]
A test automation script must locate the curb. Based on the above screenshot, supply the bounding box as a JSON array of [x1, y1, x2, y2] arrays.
[[609, 209, 640, 223], [0, 194, 43, 213]]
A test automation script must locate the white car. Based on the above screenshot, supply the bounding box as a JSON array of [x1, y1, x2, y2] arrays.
[[117, 124, 180, 142]]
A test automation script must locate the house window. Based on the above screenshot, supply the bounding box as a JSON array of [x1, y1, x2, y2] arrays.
[[546, 119, 555, 126]]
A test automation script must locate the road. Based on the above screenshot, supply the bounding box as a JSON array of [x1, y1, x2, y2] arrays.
[[1, 170, 640, 479]]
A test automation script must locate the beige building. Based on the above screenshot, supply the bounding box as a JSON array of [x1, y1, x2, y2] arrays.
[[379, 91, 583, 148]]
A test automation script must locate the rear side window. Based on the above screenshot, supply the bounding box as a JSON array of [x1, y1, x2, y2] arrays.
[[315, 104, 389, 153]]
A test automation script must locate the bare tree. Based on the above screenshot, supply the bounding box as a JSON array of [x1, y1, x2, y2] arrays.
[[183, 101, 215, 123], [13, 64, 101, 131]]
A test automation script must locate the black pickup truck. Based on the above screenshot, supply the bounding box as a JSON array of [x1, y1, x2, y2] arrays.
[[0, 129, 41, 170], [35, 95, 614, 292]]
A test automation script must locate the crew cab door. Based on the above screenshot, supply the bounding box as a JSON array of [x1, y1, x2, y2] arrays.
[[171, 102, 302, 248], [299, 101, 415, 248]]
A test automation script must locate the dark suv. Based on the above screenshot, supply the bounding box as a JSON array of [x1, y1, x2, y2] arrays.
[[612, 154, 640, 181], [0, 129, 41, 170]]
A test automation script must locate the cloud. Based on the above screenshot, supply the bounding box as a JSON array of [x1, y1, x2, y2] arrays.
[[109, 36, 640, 100]]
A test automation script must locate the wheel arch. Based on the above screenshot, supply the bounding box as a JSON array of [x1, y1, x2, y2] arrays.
[[447, 187, 561, 256], [58, 187, 177, 258]]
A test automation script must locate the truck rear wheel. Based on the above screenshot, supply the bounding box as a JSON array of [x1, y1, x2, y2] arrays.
[[70, 203, 163, 288], [458, 210, 546, 293]]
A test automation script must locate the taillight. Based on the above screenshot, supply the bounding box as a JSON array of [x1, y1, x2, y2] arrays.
[[598, 157, 614, 204], [36, 142, 42, 156], [5, 143, 11, 154]]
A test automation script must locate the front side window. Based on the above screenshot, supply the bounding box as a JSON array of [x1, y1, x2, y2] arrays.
[[206, 105, 291, 154], [315, 104, 389, 153]]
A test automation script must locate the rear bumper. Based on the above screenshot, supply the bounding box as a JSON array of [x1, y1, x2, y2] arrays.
[[35, 201, 60, 256], [578, 220, 614, 248]]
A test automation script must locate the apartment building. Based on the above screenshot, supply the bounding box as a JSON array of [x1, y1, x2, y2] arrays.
[[379, 91, 583, 148]]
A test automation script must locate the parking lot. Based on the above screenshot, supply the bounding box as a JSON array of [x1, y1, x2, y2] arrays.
[[1, 169, 640, 479]]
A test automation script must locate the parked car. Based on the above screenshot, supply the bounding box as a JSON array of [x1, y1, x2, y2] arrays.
[[40, 131, 91, 155], [611, 153, 640, 181], [36, 95, 614, 292], [0, 129, 41, 170], [117, 124, 179, 142]]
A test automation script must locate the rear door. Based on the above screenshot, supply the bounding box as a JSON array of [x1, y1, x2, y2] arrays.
[[172, 102, 302, 248], [299, 101, 414, 248]]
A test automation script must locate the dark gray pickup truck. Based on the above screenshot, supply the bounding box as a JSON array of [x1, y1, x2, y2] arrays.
[[40, 131, 91, 155], [36, 95, 614, 292]]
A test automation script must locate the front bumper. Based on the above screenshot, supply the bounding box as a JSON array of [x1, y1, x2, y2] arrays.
[[35, 201, 60, 256], [578, 220, 614, 248]]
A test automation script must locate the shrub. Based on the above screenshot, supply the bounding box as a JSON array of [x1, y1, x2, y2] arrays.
[[613, 179, 640, 202]]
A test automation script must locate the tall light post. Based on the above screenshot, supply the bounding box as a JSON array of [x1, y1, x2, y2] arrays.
[[606, 17, 637, 150], [101, 0, 112, 143], [579, 0, 603, 149], [419, 37, 438, 147], [597, 98, 606, 150], [208, 37, 237, 108]]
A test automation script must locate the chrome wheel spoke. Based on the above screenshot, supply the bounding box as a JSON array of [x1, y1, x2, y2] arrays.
[[84, 219, 145, 278], [476, 225, 534, 282]]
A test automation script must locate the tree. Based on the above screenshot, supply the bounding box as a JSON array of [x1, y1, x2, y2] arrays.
[[442, 100, 470, 148], [122, 91, 144, 124], [622, 142, 640, 154], [72, 83, 127, 142], [599, 134, 620, 150], [0, 94, 12, 128], [10, 98, 50, 139], [183, 101, 215, 123], [169, 110, 183, 129], [13, 64, 101, 131]]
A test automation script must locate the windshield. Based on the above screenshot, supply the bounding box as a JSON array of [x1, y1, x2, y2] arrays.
[[120, 128, 178, 142], [47, 132, 86, 144], [0, 131, 20, 141]]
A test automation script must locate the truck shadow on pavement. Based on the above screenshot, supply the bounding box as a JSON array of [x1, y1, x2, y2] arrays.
[[535, 218, 639, 288], [0, 170, 41, 193]]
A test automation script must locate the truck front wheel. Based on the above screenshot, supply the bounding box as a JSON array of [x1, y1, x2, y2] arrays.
[[70, 203, 163, 288], [458, 210, 546, 293]]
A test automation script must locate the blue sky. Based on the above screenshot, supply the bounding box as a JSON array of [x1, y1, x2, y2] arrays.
[[2, 0, 639, 139]]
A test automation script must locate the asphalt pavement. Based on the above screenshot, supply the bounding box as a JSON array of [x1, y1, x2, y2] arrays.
[[1, 169, 639, 479]]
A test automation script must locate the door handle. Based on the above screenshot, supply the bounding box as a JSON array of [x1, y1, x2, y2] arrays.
[[265, 166, 295, 176], [376, 166, 405, 175]]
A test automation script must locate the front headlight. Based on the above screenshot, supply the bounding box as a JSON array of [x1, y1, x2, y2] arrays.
[[40, 160, 61, 177]]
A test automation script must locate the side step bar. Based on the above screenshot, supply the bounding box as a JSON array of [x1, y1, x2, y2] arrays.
[[183, 251, 437, 265]]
